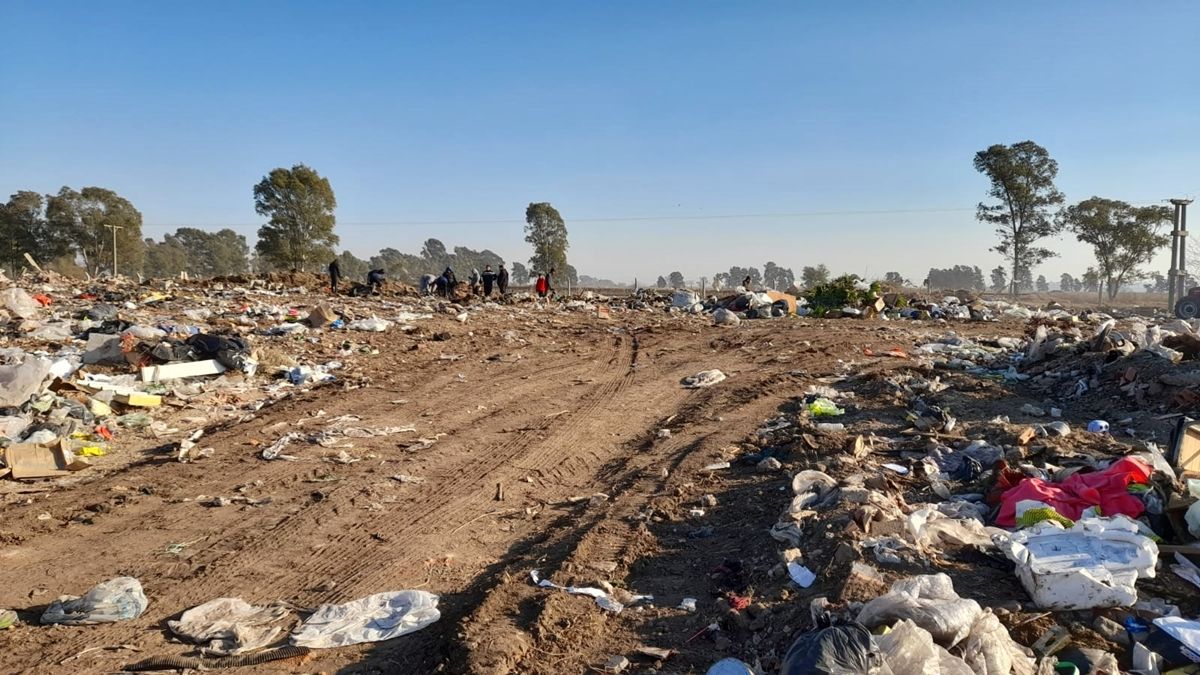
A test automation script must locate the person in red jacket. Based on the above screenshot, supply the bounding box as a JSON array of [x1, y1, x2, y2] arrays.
[[535, 274, 549, 298]]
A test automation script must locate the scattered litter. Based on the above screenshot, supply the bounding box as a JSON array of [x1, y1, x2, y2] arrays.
[[786, 561, 816, 588], [529, 570, 650, 614], [168, 598, 290, 655], [42, 577, 148, 625], [290, 591, 440, 648], [781, 622, 886, 673], [261, 432, 304, 461], [682, 370, 727, 388], [346, 317, 393, 332], [807, 398, 844, 417]]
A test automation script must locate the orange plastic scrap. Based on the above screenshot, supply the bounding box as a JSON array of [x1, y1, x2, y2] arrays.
[[95, 425, 114, 441], [32, 293, 52, 306], [863, 347, 909, 359]]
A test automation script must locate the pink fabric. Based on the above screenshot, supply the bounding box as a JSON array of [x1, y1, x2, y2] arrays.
[[995, 456, 1152, 527]]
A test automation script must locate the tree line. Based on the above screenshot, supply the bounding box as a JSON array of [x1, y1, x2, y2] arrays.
[[3, 147, 1177, 298], [1, 165, 578, 286], [975, 141, 1172, 300]]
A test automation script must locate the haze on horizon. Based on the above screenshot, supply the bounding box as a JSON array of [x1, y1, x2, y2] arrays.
[[2, 1, 1198, 286]]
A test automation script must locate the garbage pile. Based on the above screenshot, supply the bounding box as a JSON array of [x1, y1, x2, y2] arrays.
[[0, 275, 442, 482], [680, 330, 1200, 674], [646, 278, 1097, 327]]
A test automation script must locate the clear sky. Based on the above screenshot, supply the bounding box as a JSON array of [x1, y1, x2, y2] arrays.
[[2, 1, 1198, 285]]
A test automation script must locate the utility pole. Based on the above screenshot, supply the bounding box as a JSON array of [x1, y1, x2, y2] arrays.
[[1169, 199, 1192, 311], [104, 223, 124, 278]]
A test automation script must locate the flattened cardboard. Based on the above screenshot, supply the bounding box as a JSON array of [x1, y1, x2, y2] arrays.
[[4, 442, 80, 479]]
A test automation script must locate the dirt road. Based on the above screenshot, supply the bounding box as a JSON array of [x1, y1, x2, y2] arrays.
[[0, 310, 1180, 674]]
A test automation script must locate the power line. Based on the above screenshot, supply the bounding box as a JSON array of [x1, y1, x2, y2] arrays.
[[141, 199, 1176, 230], [143, 206, 980, 229]]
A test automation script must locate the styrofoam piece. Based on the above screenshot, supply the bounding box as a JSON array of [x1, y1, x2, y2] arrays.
[[994, 517, 1158, 610]]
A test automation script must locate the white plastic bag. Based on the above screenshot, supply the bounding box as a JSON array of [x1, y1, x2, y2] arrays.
[[877, 619, 973, 675], [682, 370, 726, 388], [1, 288, 40, 319], [41, 577, 148, 625], [672, 290, 700, 308], [0, 357, 53, 408], [856, 574, 981, 646], [291, 590, 439, 648], [347, 317, 392, 332], [963, 609, 1036, 675], [905, 507, 1000, 549], [713, 308, 740, 326]]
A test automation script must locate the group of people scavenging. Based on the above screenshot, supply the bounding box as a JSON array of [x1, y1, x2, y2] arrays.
[[326, 259, 387, 296], [325, 258, 557, 300], [422, 265, 556, 300]]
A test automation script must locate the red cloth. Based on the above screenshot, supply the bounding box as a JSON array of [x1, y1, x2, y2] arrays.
[[995, 456, 1152, 527], [535, 277, 548, 294]]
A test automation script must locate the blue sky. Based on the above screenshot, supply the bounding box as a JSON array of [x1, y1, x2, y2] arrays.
[[2, 1, 1197, 285]]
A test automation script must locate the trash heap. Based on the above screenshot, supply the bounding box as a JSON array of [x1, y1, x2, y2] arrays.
[[654, 278, 1095, 327], [685, 328, 1200, 674], [0, 275, 442, 482]]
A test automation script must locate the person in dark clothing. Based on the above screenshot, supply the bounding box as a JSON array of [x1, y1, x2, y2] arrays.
[[481, 265, 497, 297], [546, 267, 556, 292], [742, 275, 752, 290], [367, 269, 385, 295], [434, 275, 447, 296], [328, 259, 342, 295], [442, 267, 457, 298], [497, 264, 509, 295]]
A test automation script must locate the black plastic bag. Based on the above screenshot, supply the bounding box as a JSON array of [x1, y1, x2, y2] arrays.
[[781, 622, 885, 675]]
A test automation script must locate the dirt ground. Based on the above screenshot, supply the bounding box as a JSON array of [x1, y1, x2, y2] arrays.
[[0, 303, 1191, 674]]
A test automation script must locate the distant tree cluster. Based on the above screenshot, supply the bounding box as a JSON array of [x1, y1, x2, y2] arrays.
[[144, 228, 250, 278], [1144, 272, 1169, 294], [975, 141, 1171, 299], [3, 169, 595, 288], [578, 274, 624, 287], [1063, 197, 1171, 300], [1, 187, 144, 278], [925, 265, 985, 290], [801, 265, 830, 288]]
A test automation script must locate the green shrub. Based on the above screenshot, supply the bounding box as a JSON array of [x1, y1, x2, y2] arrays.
[[803, 274, 882, 313]]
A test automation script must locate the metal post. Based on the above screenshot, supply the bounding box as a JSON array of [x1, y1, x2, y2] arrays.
[[1171, 199, 1193, 310], [1181, 201, 1190, 297], [105, 224, 124, 277]]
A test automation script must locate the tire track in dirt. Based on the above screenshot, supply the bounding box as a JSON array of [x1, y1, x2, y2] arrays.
[[315, 331, 638, 596], [0, 328, 628, 671], [459, 361, 802, 675], [4, 326, 643, 667]]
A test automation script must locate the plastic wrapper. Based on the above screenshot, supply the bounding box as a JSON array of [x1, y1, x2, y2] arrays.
[[856, 574, 981, 646], [41, 577, 148, 625]]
